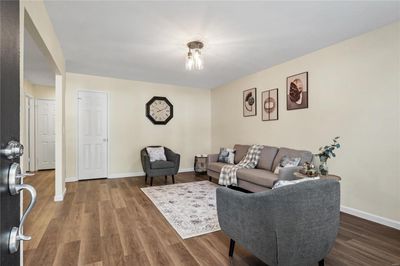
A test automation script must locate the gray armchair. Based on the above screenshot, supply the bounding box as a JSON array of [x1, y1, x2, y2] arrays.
[[216, 179, 340, 266], [140, 146, 180, 186]]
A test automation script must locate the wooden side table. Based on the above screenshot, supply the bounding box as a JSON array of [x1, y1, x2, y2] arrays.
[[294, 172, 341, 181], [194, 155, 208, 175]]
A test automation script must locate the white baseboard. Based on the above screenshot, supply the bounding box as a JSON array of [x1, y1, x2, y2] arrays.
[[108, 171, 145, 179], [65, 176, 78, 182], [341, 205, 400, 230], [109, 168, 194, 179], [54, 187, 66, 202], [67, 168, 195, 181]]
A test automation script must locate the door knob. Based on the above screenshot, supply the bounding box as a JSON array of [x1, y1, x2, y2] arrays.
[[1, 140, 24, 159], [7, 163, 37, 254]]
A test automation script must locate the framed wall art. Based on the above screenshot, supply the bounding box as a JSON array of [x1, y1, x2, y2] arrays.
[[287, 72, 308, 110], [243, 88, 257, 117], [262, 88, 278, 121]]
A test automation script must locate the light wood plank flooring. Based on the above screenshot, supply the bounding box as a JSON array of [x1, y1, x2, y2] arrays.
[[23, 170, 400, 266]]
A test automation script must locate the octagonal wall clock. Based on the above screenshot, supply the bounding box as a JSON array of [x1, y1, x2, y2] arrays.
[[146, 96, 174, 125]]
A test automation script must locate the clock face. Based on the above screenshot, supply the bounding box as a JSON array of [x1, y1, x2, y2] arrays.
[[146, 97, 173, 125]]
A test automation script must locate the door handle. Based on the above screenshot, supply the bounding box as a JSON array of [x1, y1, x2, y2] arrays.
[[7, 163, 37, 254]]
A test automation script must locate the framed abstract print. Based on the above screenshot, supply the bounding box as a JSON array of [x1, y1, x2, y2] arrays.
[[262, 88, 278, 121], [287, 72, 308, 110], [243, 88, 257, 117]]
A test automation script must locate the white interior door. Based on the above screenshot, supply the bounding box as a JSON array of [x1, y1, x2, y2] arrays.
[[36, 99, 56, 170], [78, 91, 108, 180]]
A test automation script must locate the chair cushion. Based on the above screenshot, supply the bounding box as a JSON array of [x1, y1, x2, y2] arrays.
[[237, 168, 278, 188], [233, 144, 250, 164], [150, 160, 175, 169], [208, 162, 227, 172], [272, 147, 313, 171], [146, 147, 167, 162], [256, 146, 279, 171]]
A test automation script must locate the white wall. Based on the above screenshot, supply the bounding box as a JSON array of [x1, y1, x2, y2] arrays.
[[65, 73, 211, 179], [211, 22, 400, 223]]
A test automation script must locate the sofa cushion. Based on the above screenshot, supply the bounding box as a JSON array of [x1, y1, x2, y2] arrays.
[[150, 160, 175, 169], [208, 162, 227, 172], [272, 147, 313, 171], [256, 146, 279, 171], [234, 144, 250, 164], [218, 148, 235, 164], [237, 168, 278, 188]]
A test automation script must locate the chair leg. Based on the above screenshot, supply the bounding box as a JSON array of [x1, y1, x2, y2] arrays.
[[318, 259, 324, 266], [229, 239, 235, 257], [150, 177, 153, 186], [209, 176, 212, 182], [165, 175, 167, 184], [145, 174, 147, 184], [172, 175, 175, 184]]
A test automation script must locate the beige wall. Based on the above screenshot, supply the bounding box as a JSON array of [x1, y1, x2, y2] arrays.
[[24, 80, 55, 99], [211, 22, 400, 222], [65, 73, 211, 179], [21, 0, 66, 200]]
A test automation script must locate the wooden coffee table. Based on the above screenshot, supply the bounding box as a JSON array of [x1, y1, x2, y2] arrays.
[[294, 172, 341, 181]]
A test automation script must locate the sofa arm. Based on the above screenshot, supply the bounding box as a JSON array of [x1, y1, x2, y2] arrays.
[[208, 153, 219, 163], [278, 166, 302, 180]]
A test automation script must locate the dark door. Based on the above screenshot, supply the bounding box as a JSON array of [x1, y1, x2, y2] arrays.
[[0, 0, 21, 265]]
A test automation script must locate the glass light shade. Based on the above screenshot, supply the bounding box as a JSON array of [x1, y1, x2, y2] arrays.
[[185, 52, 194, 70], [194, 49, 203, 70]]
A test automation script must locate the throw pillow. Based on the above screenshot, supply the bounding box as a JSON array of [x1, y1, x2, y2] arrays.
[[146, 147, 167, 162], [218, 148, 236, 164], [274, 156, 301, 174], [272, 177, 320, 189]]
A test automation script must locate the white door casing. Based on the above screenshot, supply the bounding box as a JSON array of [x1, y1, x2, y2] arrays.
[[78, 91, 108, 180], [24, 94, 35, 172], [36, 99, 56, 170]]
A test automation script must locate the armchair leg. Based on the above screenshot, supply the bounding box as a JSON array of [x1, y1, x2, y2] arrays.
[[145, 174, 147, 184], [150, 177, 153, 186], [172, 175, 175, 184], [318, 259, 324, 266], [165, 175, 167, 184], [229, 239, 235, 257], [209, 176, 212, 182]]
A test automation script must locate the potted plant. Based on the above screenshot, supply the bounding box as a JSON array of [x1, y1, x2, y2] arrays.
[[316, 137, 341, 175]]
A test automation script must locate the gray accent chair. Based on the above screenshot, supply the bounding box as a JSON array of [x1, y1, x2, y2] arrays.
[[140, 146, 180, 186], [216, 179, 340, 266]]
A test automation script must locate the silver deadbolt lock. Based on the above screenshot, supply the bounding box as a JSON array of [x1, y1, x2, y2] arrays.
[[8, 163, 36, 254], [1, 140, 24, 159]]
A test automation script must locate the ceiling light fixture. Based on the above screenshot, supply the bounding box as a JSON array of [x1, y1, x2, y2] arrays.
[[185, 41, 204, 71]]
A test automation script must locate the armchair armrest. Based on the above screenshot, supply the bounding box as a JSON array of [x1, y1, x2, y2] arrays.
[[216, 187, 278, 263], [207, 153, 219, 163], [140, 150, 151, 174], [278, 166, 302, 180], [165, 148, 180, 174]]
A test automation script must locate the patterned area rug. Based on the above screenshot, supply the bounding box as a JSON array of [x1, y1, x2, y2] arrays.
[[141, 181, 221, 239]]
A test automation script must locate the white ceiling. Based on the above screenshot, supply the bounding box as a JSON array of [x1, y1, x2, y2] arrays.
[[24, 29, 55, 87], [43, 1, 400, 89]]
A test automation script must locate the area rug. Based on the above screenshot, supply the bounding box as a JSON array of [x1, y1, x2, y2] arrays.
[[141, 181, 221, 239]]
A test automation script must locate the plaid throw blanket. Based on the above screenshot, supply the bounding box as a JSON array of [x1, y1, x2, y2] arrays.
[[218, 144, 264, 186]]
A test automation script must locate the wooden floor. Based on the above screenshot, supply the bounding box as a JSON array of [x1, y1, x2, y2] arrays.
[[23, 170, 400, 266]]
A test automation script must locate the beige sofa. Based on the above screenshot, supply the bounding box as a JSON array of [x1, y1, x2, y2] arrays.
[[207, 144, 313, 192]]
